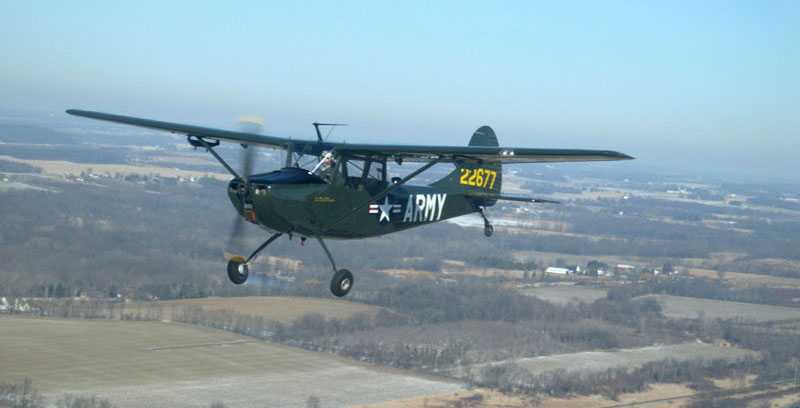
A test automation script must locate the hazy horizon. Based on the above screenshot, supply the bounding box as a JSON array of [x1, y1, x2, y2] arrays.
[[2, 1, 798, 183]]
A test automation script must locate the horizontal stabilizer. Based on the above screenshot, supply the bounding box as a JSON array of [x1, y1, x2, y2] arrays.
[[464, 192, 559, 204], [497, 195, 559, 204]]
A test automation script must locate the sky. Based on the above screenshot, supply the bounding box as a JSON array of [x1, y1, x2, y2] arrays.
[[1, 1, 799, 181]]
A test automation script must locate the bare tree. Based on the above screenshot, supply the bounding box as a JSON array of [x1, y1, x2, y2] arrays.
[[20, 377, 41, 408], [56, 394, 113, 408], [306, 395, 321, 408]]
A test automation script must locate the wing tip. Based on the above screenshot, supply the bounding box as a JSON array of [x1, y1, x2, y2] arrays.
[[65, 109, 90, 117]]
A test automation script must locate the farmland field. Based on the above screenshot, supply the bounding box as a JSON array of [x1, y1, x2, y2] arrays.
[[0, 316, 464, 408], [520, 285, 607, 306], [648, 295, 800, 322], [150, 296, 385, 323]]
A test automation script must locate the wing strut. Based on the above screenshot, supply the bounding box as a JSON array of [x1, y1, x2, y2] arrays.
[[322, 157, 444, 233], [284, 142, 294, 167], [190, 135, 240, 179]]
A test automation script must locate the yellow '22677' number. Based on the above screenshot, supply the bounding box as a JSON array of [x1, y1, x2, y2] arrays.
[[459, 168, 497, 189]]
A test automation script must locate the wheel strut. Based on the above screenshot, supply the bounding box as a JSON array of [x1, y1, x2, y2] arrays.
[[317, 237, 354, 297], [227, 232, 282, 285], [246, 233, 283, 263], [316, 237, 337, 273], [478, 207, 493, 237]]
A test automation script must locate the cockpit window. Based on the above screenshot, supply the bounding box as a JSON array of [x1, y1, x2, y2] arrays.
[[341, 157, 387, 193]]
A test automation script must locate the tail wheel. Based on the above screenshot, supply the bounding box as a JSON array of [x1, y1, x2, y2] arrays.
[[227, 259, 249, 284], [484, 225, 493, 237], [330, 269, 354, 297]]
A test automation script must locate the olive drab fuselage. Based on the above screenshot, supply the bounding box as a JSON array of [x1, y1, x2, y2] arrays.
[[228, 167, 479, 239]]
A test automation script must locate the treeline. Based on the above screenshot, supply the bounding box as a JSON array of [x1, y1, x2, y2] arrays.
[[0, 377, 233, 408], [0, 378, 114, 408], [721, 324, 800, 383], [474, 357, 756, 400], [31, 298, 165, 321], [360, 278, 571, 324], [673, 315, 799, 385], [0, 159, 42, 173], [0, 378, 40, 408]]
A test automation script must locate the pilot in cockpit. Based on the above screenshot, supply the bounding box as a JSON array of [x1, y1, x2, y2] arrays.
[[310, 151, 337, 180]]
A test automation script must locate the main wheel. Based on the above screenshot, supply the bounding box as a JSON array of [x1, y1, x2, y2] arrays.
[[330, 269, 354, 297], [484, 225, 494, 237], [227, 259, 249, 284]]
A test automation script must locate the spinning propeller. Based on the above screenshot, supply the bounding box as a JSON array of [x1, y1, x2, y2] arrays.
[[224, 116, 264, 264]]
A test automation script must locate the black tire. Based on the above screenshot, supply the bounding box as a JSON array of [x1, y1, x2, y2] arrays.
[[227, 260, 249, 284], [330, 269, 354, 297], [484, 225, 494, 237]]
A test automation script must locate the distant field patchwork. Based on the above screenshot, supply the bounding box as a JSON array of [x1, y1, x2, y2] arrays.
[[0, 155, 229, 180], [647, 295, 800, 322], [0, 316, 464, 408]]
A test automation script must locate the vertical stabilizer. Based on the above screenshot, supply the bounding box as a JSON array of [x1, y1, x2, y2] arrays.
[[469, 125, 499, 147], [431, 126, 502, 205]]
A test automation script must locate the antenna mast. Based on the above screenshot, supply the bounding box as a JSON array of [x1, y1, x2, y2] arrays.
[[312, 122, 347, 142]]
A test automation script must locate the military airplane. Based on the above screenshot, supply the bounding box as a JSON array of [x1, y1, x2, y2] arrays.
[[66, 109, 633, 297]]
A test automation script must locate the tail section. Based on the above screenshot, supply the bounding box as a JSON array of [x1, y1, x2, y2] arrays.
[[468, 125, 499, 147], [432, 126, 502, 205]]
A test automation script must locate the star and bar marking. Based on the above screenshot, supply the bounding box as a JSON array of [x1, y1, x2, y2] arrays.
[[369, 197, 402, 224]]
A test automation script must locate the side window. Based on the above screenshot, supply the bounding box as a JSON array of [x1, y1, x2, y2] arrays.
[[343, 160, 362, 189], [338, 158, 387, 190]]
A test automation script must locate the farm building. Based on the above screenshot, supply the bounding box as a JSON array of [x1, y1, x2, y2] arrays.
[[545, 267, 570, 275], [616, 264, 637, 273]]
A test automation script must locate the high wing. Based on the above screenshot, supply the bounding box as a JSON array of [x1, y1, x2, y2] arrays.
[[66, 110, 634, 163]]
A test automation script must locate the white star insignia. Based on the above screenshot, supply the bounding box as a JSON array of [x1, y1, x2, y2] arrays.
[[377, 197, 394, 223]]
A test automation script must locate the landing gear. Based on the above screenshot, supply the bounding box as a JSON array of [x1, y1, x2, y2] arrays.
[[317, 237, 354, 297], [330, 269, 354, 297], [227, 259, 249, 284], [226, 232, 282, 285], [479, 207, 493, 237]]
